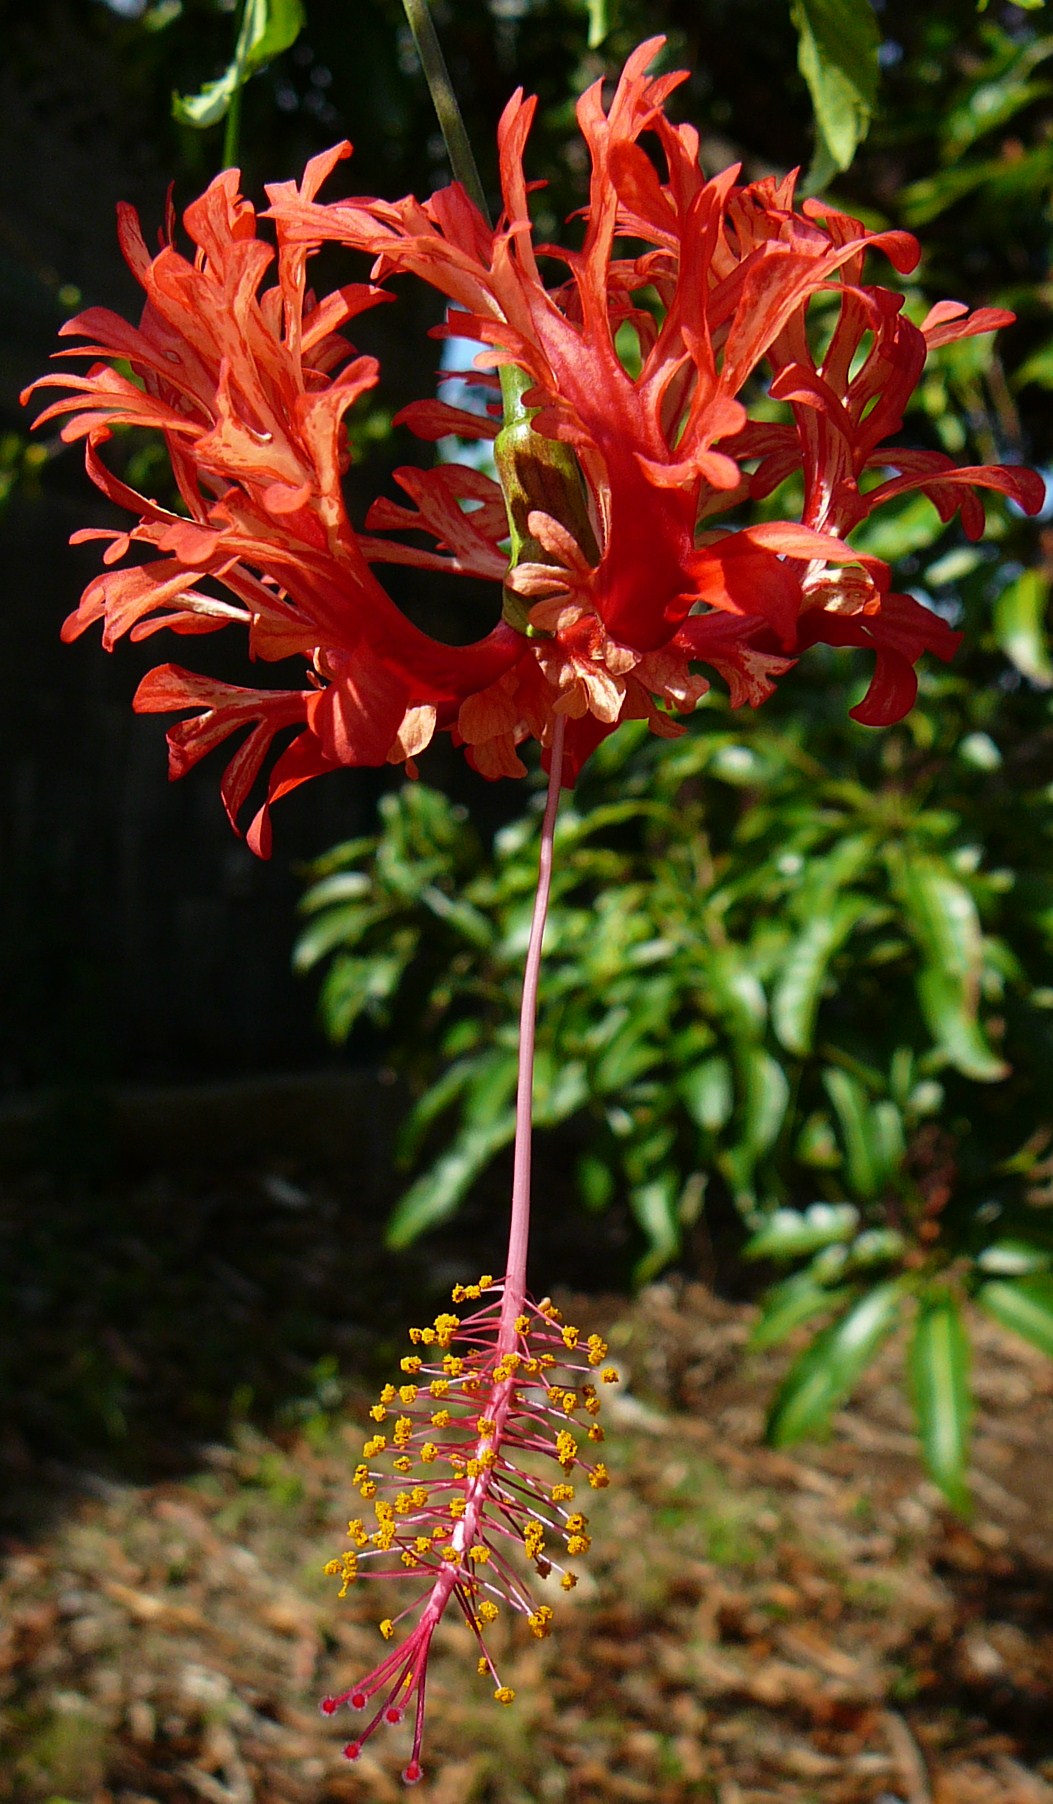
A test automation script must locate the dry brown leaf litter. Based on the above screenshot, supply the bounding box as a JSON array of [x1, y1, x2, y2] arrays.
[[2, 1281, 1053, 1804]]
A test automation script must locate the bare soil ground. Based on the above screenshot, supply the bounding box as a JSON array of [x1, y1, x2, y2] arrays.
[[3, 1254, 1053, 1804]]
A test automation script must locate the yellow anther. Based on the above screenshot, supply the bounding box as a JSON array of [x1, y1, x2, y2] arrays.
[[393, 1456, 413, 1475], [586, 1334, 608, 1366], [556, 1430, 578, 1468], [561, 1391, 578, 1414], [566, 1512, 588, 1533], [394, 1492, 413, 1515], [494, 1687, 516, 1705], [478, 1275, 494, 1289], [414, 1536, 432, 1555], [539, 1299, 561, 1321], [561, 1571, 577, 1591], [464, 1283, 481, 1300], [466, 1459, 482, 1478], [480, 1449, 497, 1468], [411, 1487, 429, 1507], [399, 1384, 419, 1405], [429, 1378, 450, 1398], [372, 1525, 395, 1550], [434, 1313, 460, 1334], [477, 1655, 488, 1676], [379, 1619, 395, 1640], [379, 1383, 396, 1403], [431, 1524, 449, 1542], [463, 1378, 483, 1398], [353, 1464, 368, 1486], [449, 1498, 467, 1520], [528, 1605, 554, 1639], [347, 1518, 368, 1544], [539, 1354, 556, 1370], [524, 1521, 545, 1559], [441, 1546, 461, 1565], [546, 1385, 563, 1404], [451, 1285, 467, 1304], [442, 1356, 464, 1377], [601, 1367, 619, 1384], [476, 1416, 497, 1437], [561, 1324, 580, 1349], [408, 1328, 423, 1344], [588, 1464, 610, 1488], [420, 1442, 438, 1463], [523, 1358, 541, 1377], [468, 1544, 490, 1563], [420, 1327, 436, 1346], [551, 1482, 575, 1502], [587, 1423, 605, 1443], [401, 1550, 418, 1567], [323, 1559, 341, 1577], [375, 1500, 394, 1523], [478, 1600, 499, 1623], [515, 1314, 530, 1334], [362, 1435, 387, 1458], [566, 1533, 590, 1556], [430, 1409, 450, 1428], [359, 1480, 377, 1500], [401, 1355, 422, 1375]]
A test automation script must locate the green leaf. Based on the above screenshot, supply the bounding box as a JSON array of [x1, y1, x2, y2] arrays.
[[977, 1239, 1053, 1276], [744, 1202, 859, 1262], [895, 854, 1008, 1081], [823, 1068, 902, 1198], [577, 1153, 615, 1213], [316, 950, 408, 1041], [585, 0, 609, 48], [977, 1275, 1053, 1359], [680, 1056, 734, 1134], [772, 895, 872, 1055], [173, 0, 306, 130], [750, 1270, 854, 1352], [387, 1118, 515, 1248], [630, 1175, 681, 1283], [993, 570, 1053, 690], [790, 0, 881, 183], [768, 1280, 904, 1446], [910, 1290, 972, 1515]]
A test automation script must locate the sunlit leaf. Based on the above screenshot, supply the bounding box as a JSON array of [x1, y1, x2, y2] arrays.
[[750, 1271, 855, 1351], [910, 1289, 972, 1515], [173, 0, 306, 129], [993, 570, 1053, 690], [790, 0, 881, 184], [768, 1280, 904, 1445], [744, 1202, 859, 1262], [977, 1275, 1053, 1359]]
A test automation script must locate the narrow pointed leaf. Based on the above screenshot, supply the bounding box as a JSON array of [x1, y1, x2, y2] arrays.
[[744, 1202, 859, 1262], [750, 1271, 855, 1351], [767, 1279, 904, 1446], [790, 0, 881, 180], [909, 1289, 972, 1515], [977, 1275, 1053, 1359], [773, 893, 873, 1055]]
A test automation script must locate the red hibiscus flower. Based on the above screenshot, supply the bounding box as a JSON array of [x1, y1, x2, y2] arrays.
[[25, 38, 1043, 850]]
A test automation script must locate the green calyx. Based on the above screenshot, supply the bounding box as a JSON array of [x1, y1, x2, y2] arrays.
[[494, 364, 599, 637]]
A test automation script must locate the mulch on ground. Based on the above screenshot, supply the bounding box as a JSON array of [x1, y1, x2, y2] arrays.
[[3, 1263, 1053, 1804]]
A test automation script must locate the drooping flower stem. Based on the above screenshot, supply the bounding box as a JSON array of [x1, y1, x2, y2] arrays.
[[504, 713, 566, 1307], [401, 0, 492, 224]]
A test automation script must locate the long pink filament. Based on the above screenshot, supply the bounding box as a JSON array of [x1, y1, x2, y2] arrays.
[[503, 714, 566, 1306]]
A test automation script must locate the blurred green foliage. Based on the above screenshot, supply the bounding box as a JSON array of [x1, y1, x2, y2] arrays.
[[289, 0, 1053, 1510]]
